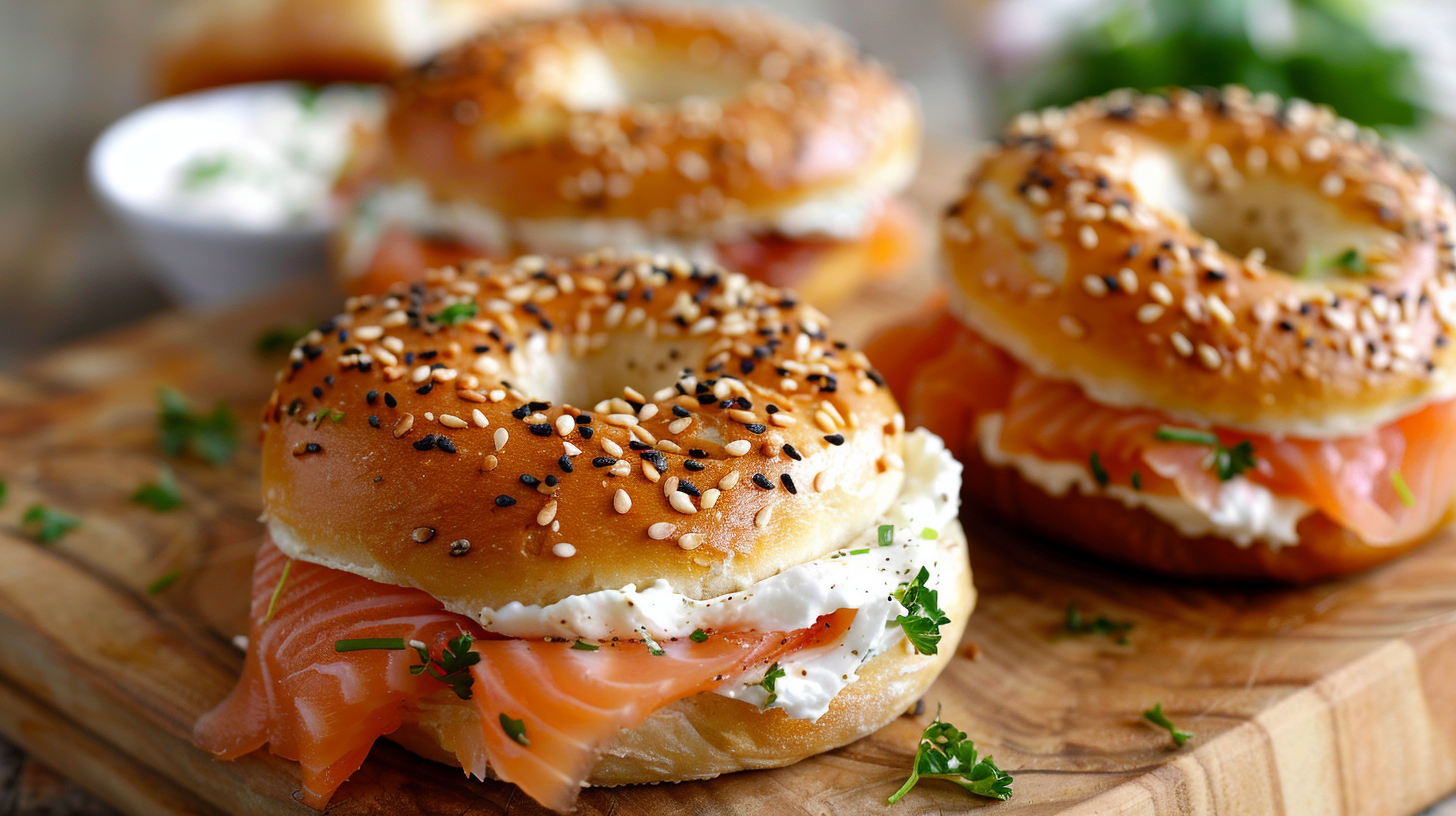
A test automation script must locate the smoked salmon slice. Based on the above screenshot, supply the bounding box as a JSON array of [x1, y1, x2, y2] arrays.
[[195, 539, 854, 811], [868, 307, 1456, 545]]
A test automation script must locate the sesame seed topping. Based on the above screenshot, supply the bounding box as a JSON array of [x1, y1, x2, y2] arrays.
[[439, 414, 467, 429], [555, 414, 575, 436], [719, 471, 740, 490], [494, 428, 508, 451], [537, 501, 558, 526], [724, 440, 752, 456], [669, 492, 698, 515], [552, 542, 576, 558], [448, 539, 471, 557], [411, 527, 435, 543], [677, 533, 705, 550], [472, 409, 489, 428], [613, 489, 631, 514], [755, 506, 773, 529], [647, 522, 676, 540], [393, 413, 415, 438]]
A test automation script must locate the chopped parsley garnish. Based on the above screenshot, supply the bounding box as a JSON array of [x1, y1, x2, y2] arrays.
[[746, 662, 786, 708], [639, 628, 666, 656], [146, 571, 181, 595], [895, 567, 951, 656], [848, 548, 870, 555], [1089, 452, 1110, 487], [334, 632, 481, 700], [158, 386, 238, 466], [1063, 601, 1133, 644], [255, 324, 311, 356], [920, 527, 939, 540], [888, 710, 1013, 805], [179, 154, 235, 189], [132, 465, 183, 511], [1131, 470, 1143, 491], [22, 504, 79, 544], [1391, 470, 1415, 508], [1154, 426, 1256, 481], [0, 480, 7, 506], [570, 640, 599, 651], [295, 84, 323, 113], [263, 560, 293, 624], [1332, 248, 1368, 275], [433, 301, 479, 327], [327, 409, 346, 423], [689, 629, 709, 643], [500, 713, 530, 746], [878, 524, 895, 546], [1143, 703, 1193, 747]]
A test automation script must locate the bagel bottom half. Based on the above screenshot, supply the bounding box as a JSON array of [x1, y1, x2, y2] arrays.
[[388, 521, 973, 786], [959, 446, 1444, 583]]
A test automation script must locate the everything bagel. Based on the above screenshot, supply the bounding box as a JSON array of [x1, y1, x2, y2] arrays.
[[200, 251, 974, 810], [335, 4, 922, 305], [871, 87, 1456, 581]]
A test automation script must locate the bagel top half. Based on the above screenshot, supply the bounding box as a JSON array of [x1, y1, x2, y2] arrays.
[[944, 86, 1456, 438], [382, 4, 920, 229], [261, 252, 905, 611]]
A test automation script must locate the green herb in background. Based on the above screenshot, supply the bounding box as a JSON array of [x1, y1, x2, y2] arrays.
[[888, 711, 1013, 805], [1143, 702, 1194, 746], [147, 571, 182, 595], [256, 324, 312, 356], [179, 154, 236, 189], [0, 480, 7, 506], [22, 504, 79, 544], [1063, 601, 1134, 644], [432, 301, 479, 327], [1154, 426, 1257, 481], [1018, 0, 1425, 131], [158, 386, 238, 466], [133, 465, 183, 512]]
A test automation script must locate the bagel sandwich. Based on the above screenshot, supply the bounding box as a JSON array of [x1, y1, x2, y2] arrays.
[[333, 4, 923, 306], [195, 251, 972, 811], [870, 87, 1456, 582]]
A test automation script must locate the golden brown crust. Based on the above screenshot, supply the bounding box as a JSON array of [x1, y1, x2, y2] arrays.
[[943, 86, 1456, 438], [261, 252, 907, 610], [153, 0, 561, 97], [391, 522, 973, 783], [959, 442, 1438, 582], [381, 4, 920, 224]]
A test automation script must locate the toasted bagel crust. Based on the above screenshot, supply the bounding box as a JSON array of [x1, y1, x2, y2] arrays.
[[261, 252, 906, 611], [943, 87, 1456, 438], [383, 4, 920, 224]]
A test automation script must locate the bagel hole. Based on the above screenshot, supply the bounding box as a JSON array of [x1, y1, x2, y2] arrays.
[[555, 48, 749, 111], [1129, 150, 1391, 276], [510, 333, 713, 410]]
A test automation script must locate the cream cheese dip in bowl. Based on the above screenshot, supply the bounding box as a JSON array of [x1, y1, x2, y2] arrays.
[[89, 82, 383, 305]]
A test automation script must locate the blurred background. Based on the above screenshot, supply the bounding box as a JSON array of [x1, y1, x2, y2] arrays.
[[5, 0, 1456, 370]]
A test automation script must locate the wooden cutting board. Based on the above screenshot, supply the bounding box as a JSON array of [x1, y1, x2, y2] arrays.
[[3, 144, 1456, 816]]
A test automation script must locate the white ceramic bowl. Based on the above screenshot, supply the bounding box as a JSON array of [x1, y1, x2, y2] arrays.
[[88, 82, 380, 306]]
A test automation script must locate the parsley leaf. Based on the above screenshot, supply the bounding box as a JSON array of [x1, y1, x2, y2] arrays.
[[335, 637, 407, 652], [639, 628, 666, 656], [22, 504, 79, 544], [1131, 470, 1143, 491], [1332, 248, 1367, 275], [0, 480, 7, 506], [920, 527, 939, 540], [888, 710, 1013, 805], [1154, 426, 1256, 481], [146, 571, 182, 595], [158, 387, 238, 466], [500, 713, 530, 746], [432, 301, 479, 327], [179, 154, 235, 189], [1063, 601, 1133, 644], [689, 628, 709, 643], [132, 465, 183, 512], [895, 567, 951, 656], [1089, 451, 1110, 488], [409, 632, 481, 700], [878, 524, 895, 546], [570, 640, 599, 651], [745, 662, 786, 708], [1143, 703, 1193, 747]]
